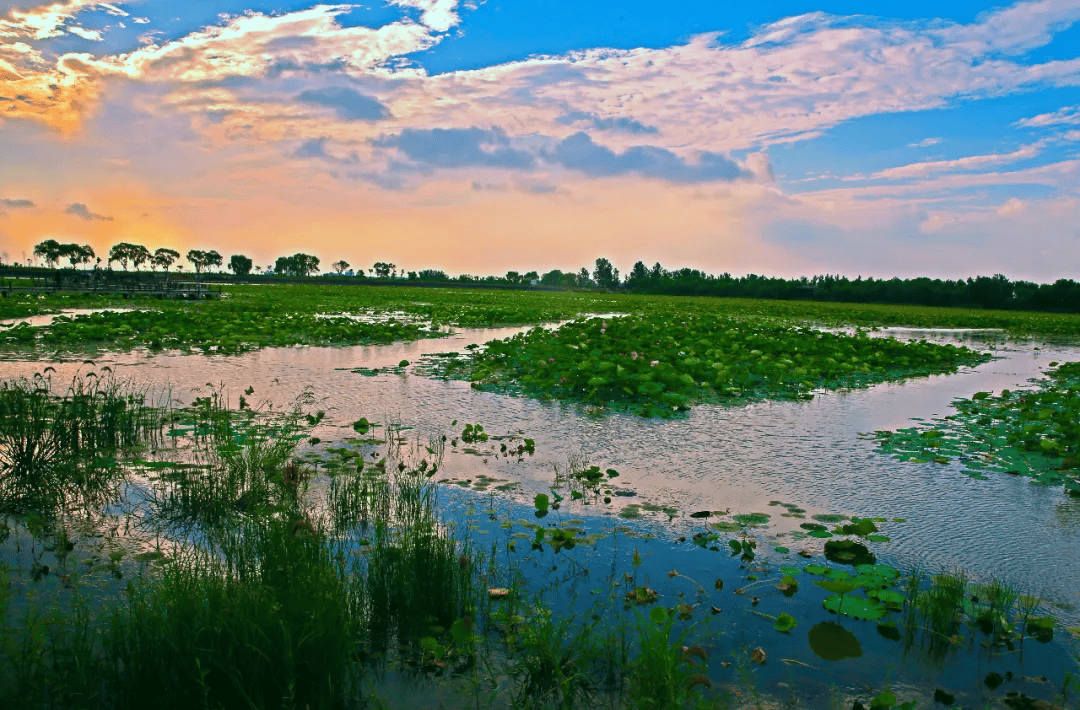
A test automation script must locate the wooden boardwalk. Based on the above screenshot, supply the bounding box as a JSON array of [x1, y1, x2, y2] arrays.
[[1, 273, 220, 300]]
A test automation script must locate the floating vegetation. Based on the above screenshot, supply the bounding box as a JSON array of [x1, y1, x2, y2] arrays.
[[873, 361, 1080, 493], [432, 310, 991, 415], [12, 284, 632, 354]]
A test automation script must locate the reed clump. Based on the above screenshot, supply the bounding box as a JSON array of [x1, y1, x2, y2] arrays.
[[0, 370, 167, 514]]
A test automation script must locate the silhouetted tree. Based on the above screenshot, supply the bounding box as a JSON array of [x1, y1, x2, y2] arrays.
[[33, 240, 63, 268], [109, 243, 151, 271], [187, 249, 223, 274], [229, 254, 253, 276], [592, 257, 619, 289], [152, 248, 180, 272], [275, 253, 320, 277], [59, 243, 94, 269], [372, 262, 395, 278]]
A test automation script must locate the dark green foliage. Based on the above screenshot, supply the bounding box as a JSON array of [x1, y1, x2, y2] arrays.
[[228, 254, 253, 275], [185, 249, 222, 274], [622, 264, 1080, 315], [105, 519, 365, 710], [275, 253, 320, 277], [0, 373, 165, 514], [626, 606, 709, 709], [455, 311, 990, 415], [875, 361, 1080, 491]]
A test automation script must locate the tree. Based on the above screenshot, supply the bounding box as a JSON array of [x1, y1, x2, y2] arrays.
[[592, 257, 619, 289], [332, 260, 350, 275], [577, 267, 592, 287], [505, 271, 522, 284], [274, 253, 320, 277], [540, 269, 565, 286], [372, 262, 395, 278], [229, 254, 253, 276], [59, 243, 94, 269], [33, 240, 63, 268], [109, 242, 151, 271], [523, 271, 539, 283], [187, 249, 222, 274], [626, 260, 649, 288], [418, 269, 447, 281], [152, 248, 180, 272]]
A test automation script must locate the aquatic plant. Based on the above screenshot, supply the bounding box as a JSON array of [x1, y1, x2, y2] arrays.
[[502, 601, 607, 708], [446, 310, 991, 415], [874, 361, 1080, 492], [626, 606, 710, 709], [104, 518, 366, 710], [0, 371, 167, 514]]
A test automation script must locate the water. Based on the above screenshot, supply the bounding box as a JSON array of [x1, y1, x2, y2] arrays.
[[3, 328, 1073, 595], [0, 307, 143, 329], [1, 325, 1078, 705]]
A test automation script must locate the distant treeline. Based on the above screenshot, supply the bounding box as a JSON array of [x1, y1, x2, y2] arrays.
[[617, 266, 1080, 313], [11, 240, 1080, 312]]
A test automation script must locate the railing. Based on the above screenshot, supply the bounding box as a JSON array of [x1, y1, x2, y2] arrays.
[[1, 277, 219, 299]]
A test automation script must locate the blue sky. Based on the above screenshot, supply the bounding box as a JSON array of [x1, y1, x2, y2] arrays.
[[1, 0, 1079, 280]]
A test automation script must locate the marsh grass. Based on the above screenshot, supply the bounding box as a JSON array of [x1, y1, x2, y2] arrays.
[[497, 598, 612, 708], [627, 606, 710, 710], [105, 517, 366, 710], [0, 370, 169, 515], [921, 570, 968, 640], [1, 366, 1074, 709]]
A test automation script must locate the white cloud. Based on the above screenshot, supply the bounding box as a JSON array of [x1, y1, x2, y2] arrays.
[[871, 142, 1045, 180], [389, 0, 461, 32], [997, 197, 1027, 215], [96, 5, 440, 83], [1015, 105, 1080, 127], [98, 3, 126, 17], [0, 0, 99, 40], [931, 0, 1080, 56], [908, 137, 941, 147], [4, 0, 1080, 187], [67, 24, 101, 40]]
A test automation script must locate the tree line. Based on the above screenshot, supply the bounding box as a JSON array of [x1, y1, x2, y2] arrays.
[[19, 240, 1079, 312]]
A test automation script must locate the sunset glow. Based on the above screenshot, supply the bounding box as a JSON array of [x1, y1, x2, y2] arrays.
[[2, 0, 1079, 280]]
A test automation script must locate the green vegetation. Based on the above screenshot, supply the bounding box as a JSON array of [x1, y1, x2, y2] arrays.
[[449, 311, 990, 415], [2, 285, 1080, 708], [0, 375, 728, 709], [5, 285, 1080, 358], [874, 361, 1080, 493], [0, 371, 1076, 709], [4, 284, 631, 353], [0, 371, 168, 514]]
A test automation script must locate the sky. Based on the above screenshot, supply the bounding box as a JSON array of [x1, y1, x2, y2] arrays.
[[1, 0, 1079, 281]]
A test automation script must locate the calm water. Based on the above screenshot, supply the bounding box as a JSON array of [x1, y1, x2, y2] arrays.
[[3, 323, 1079, 706], [2, 325, 1077, 608]]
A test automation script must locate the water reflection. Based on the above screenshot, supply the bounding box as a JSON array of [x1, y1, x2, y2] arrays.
[[0, 327, 1077, 615]]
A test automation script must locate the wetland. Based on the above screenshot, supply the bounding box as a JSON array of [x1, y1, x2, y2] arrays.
[[0, 284, 1078, 709]]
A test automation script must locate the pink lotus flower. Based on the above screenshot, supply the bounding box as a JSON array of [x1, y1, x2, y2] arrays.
[[650, 360, 659, 367], [631, 352, 638, 360]]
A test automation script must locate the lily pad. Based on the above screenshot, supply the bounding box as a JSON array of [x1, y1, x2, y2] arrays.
[[808, 622, 863, 662]]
